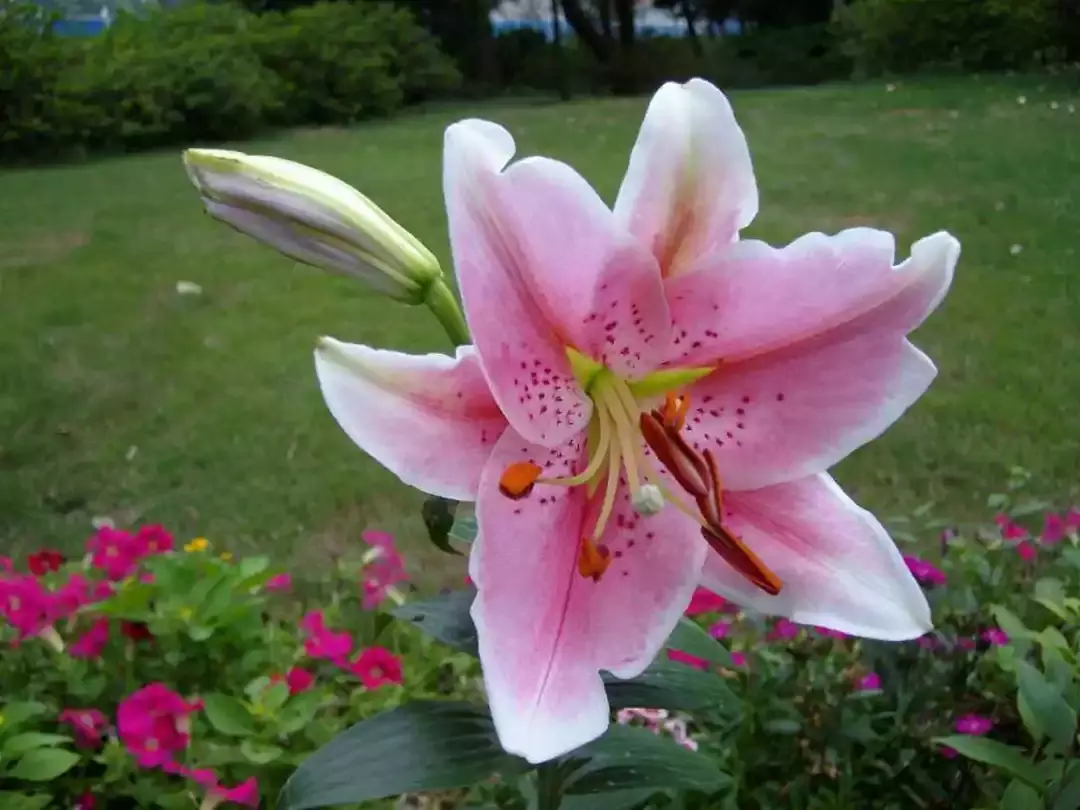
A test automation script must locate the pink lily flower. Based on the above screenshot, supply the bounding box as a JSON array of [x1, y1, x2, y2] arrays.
[[313, 79, 954, 761]]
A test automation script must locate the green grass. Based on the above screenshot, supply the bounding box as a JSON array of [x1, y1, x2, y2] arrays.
[[1, 75, 1078, 581]]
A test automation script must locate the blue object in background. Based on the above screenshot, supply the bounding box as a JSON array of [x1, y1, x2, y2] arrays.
[[51, 16, 108, 35]]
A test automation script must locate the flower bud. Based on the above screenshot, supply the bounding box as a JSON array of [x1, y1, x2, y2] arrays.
[[182, 149, 443, 304]]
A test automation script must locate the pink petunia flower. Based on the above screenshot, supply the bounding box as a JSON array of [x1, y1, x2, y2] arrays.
[[1065, 508, 1080, 531], [731, 652, 748, 668], [59, 708, 108, 749], [981, 628, 1009, 646], [916, 635, 939, 650], [903, 554, 947, 587], [210, 777, 260, 808], [350, 647, 403, 688], [0, 574, 57, 641], [54, 574, 113, 617], [0, 556, 11, 573], [708, 620, 731, 640], [767, 618, 801, 641], [994, 514, 1028, 541], [958, 637, 976, 651], [857, 672, 881, 691], [69, 618, 110, 659], [814, 626, 851, 639], [359, 533, 408, 610], [312, 77, 954, 762], [121, 621, 153, 643], [265, 573, 292, 592], [74, 792, 96, 810], [303, 625, 352, 665], [939, 745, 958, 759], [954, 714, 993, 735], [298, 610, 325, 635], [1017, 541, 1037, 562], [271, 667, 315, 695], [133, 524, 174, 557], [685, 587, 729, 616], [117, 683, 201, 768], [1041, 513, 1065, 544], [666, 648, 709, 670], [86, 528, 140, 581]]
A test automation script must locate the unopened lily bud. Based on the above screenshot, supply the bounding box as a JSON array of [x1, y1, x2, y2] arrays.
[[182, 149, 443, 304]]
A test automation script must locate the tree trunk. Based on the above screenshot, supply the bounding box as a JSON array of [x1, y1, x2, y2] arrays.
[[613, 0, 635, 48], [551, 0, 571, 100], [682, 0, 703, 56], [559, 0, 612, 61], [598, 0, 612, 40]]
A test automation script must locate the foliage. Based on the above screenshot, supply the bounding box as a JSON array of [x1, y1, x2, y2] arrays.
[[833, 0, 1063, 75], [0, 0, 459, 163]]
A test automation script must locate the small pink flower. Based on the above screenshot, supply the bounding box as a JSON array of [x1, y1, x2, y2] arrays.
[[358, 535, 408, 610], [0, 574, 57, 640], [666, 648, 709, 670], [350, 647, 403, 688], [814, 626, 850, 639], [27, 549, 65, 577], [981, 628, 1008, 646], [916, 635, 939, 650], [903, 555, 946, 586], [74, 792, 96, 810], [54, 574, 108, 616], [69, 618, 110, 659], [616, 707, 669, 727], [939, 745, 958, 759], [121, 621, 153, 643], [117, 683, 201, 768], [1017, 541, 1037, 561], [133, 525, 174, 557], [684, 587, 729, 616], [954, 714, 993, 736], [857, 672, 881, 691], [211, 777, 260, 808], [362, 530, 396, 552], [298, 610, 325, 635], [0, 556, 11, 573], [1065, 508, 1080, 531], [59, 708, 108, 749], [730, 652, 748, 668], [86, 528, 139, 581], [1041, 513, 1065, 544], [168, 762, 218, 786], [271, 667, 315, 695], [265, 573, 292, 592], [708, 620, 731, 640], [304, 629, 352, 665], [767, 618, 800, 641], [958, 637, 976, 651], [994, 515, 1028, 540]]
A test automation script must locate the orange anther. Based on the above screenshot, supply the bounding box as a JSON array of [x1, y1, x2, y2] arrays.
[[577, 537, 611, 582], [498, 462, 543, 500], [701, 525, 783, 596], [661, 392, 690, 431]]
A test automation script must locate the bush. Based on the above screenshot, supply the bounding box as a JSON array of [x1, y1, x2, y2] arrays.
[[0, 0, 460, 163], [833, 0, 1062, 75]]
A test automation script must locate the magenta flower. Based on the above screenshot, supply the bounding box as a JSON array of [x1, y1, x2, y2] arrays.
[[684, 586, 729, 616], [857, 672, 882, 691], [313, 78, 954, 761], [298, 610, 325, 635], [54, 574, 112, 616], [981, 628, 1009, 646], [133, 524, 174, 556], [916, 635, 939, 650], [903, 554, 946, 586], [731, 652, 748, 668], [265, 573, 292, 592], [86, 528, 139, 581], [0, 556, 11, 573], [117, 683, 201, 768], [350, 647, 403, 688], [767, 618, 801, 641], [59, 708, 108, 749], [0, 574, 57, 641], [940, 745, 958, 759], [74, 792, 96, 810], [954, 714, 993, 736], [1065, 508, 1080, 531], [814, 626, 851, 639], [666, 649, 709, 670], [69, 618, 110, 659], [994, 514, 1028, 541], [708, 620, 731, 639], [958, 637, 976, 651], [300, 614, 351, 665], [209, 777, 260, 808], [271, 667, 315, 695], [1017, 541, 1037, 562]]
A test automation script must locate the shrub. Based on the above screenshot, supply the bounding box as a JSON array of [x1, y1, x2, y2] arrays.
[[833, 0, 1061, 75]]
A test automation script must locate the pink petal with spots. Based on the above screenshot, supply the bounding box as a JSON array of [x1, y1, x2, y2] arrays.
[[665, 230, 959, 367], [615, 78, 758, 278], [444, 119, 671, 446], [315, 339, 506, 501], [699, 474, 931, 640], [683, 316, 936, 491], [470, 430, 704, 763]]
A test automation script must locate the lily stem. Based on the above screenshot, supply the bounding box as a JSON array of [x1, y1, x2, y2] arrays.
[[533, 761, 564, 810], [423, 278, 471, 347]]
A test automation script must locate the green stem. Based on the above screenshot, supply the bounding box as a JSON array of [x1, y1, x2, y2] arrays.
[[533, 761, 564, 810], [424, 278, 471, 347]]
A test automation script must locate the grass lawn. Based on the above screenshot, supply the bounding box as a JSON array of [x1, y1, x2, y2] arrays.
[[1, 74, 1078, 584]]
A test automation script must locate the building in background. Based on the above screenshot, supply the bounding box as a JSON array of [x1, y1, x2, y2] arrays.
[[490, 0, 739, 39]]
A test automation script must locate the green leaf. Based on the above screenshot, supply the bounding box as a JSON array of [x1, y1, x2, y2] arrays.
[[277, 692, 325, 736], [1015, 660, 1077, 753], [933, 736, 1042, 787], [8, 748, 81, 781], [992, 605, 1032, 641], [560, 788, 658, 810], [604, 659, 737, 715], [0, 702, 48, 730], [202, 694, 256, 736], [390, 589, 478, 655], [763, 719, 802, 735], [277, 702, 525, 810], [1000, 779, 1044, 810], [2, 733, 72, 758], [422, 496, 463, 556], [562, 724, 728, 795], [1051, 760, 1080, 810], [0, 792, 53, 810], [240, 739, 284, 764], [262, 683, 291, 714], [665, 618, 734, 668], [449, 504, 478, 546]]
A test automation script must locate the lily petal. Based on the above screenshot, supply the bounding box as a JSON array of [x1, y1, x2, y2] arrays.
[[614, 78, 758, 278], [665, 230, 960, 367], [445, 120, 671, 447], [314, 339, 506, 501], [699, 474, 932, 640], [471, 431, 704, 763], [685, 331, 936, 491]]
